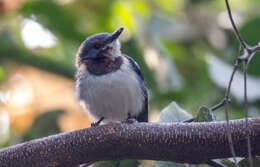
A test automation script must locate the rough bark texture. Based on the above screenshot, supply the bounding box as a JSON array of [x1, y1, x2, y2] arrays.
[[0, 118, 260, 167]]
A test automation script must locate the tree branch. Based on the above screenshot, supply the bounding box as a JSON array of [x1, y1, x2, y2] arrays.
[[0, 118, 260, 167]]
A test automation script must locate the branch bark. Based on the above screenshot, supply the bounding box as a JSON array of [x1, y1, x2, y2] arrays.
[[1, 118, 260, 167]]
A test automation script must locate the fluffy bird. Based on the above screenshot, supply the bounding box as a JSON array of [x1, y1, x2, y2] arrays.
[[75, 28, 148, 125]]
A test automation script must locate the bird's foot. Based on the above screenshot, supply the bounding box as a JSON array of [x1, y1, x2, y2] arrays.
[[91, 117, 104, 127], [123, 113, 138, 124]]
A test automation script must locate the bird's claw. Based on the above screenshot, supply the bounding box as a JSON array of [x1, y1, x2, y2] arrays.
[[124, 118, 138, 124], [90, 122, 99, 127], [91, 117, 104, 127], [122, 113, 138, 124]]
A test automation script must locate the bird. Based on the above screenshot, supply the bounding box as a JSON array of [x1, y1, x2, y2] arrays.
[[75, 27, 148, 126]]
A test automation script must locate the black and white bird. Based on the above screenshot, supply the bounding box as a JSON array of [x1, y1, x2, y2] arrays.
[[75, 28, 148, 125]]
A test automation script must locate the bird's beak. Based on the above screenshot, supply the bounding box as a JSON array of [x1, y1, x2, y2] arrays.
[[103, 27, 124, 46], [81, 28, 124, 61]]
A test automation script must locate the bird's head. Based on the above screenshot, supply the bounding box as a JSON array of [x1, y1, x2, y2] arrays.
[[76, 28, 124, 67]]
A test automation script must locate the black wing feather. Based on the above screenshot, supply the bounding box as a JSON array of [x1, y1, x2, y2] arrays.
[[124, 54, 148, 122]]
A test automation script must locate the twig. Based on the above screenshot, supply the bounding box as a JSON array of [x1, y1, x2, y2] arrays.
[[225, 0, 249, 52], [243, 60, 253, 167], [225, 59, 241, 98], [211, 99, 229, 112], [224, 102, 238, 167], [223, 0, 260, 166], [251, 44, 260, 53], [224, 58, 242, 167]]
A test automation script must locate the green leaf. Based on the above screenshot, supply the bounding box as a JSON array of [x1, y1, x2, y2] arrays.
[[93, 160, 139, 167], [194, 106, 216, 122], [159, 101, 193, 123], [93, 161, 118, 167], [238, 157, 260, 167], [155, 161, 209, 167], [155, 161, 189, 167]]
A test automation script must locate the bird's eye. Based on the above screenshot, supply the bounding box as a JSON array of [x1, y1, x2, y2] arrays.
[[93, 41, 103, 49]]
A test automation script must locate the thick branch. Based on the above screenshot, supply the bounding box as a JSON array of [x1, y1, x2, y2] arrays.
[[1, 118, 260, 167]]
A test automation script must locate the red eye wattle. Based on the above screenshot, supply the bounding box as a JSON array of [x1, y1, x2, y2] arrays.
[[93, 41, 103, 49]]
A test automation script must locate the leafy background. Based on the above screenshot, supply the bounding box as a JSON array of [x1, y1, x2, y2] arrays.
[[0, 0, 260, 166]]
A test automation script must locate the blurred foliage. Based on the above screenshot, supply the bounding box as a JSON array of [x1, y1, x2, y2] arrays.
[[240, 17, 260, 76], [122, 38, 156, 90], [0, 0, 260, 166], [0, 66, 4, 83], [23, 110, 63, 141], [19, 1, 84, 42]]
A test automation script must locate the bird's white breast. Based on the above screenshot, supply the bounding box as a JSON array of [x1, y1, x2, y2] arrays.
[[76, 61, 145, 122]]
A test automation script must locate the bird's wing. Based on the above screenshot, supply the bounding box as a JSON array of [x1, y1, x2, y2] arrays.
[[124, 54, 148, 122], [75, 70, 87, 101]]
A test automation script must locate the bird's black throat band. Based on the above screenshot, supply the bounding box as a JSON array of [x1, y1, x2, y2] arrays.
[[85, 56, 123, 75]]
